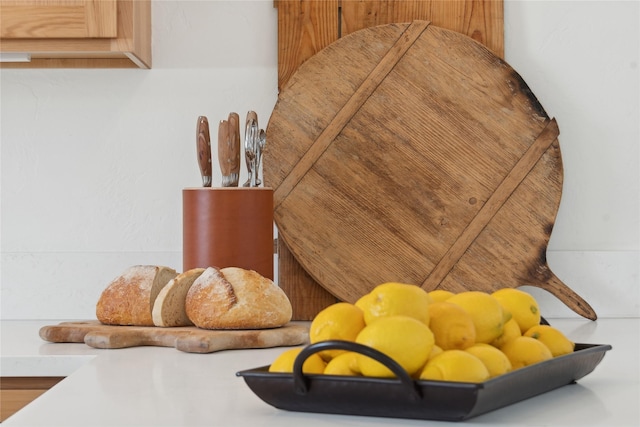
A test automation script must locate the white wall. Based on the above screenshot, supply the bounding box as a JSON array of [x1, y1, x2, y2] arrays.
[[1, 1, 638, 320]]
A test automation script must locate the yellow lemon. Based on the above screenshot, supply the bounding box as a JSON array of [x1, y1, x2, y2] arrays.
[[428, 301, 476, 350], [524, 325, 575, 357], [268, 348, 326, 374], [355, 315, 434, 377], [419, 350, 490, 383], [428, 289, 455, 303], [491, 288, 541, 334], [356, 282, 430, 326], [323, 352, 360, 376], [354, 292, 369, 309], [500, 336, 553, 369], [491, 317, 522, 349], [446, 291, 506, 344], [414, 345, 445, 379], [465, 343, 512, 378], [309, 302, 366, 360], [429, 344, 444, 360]]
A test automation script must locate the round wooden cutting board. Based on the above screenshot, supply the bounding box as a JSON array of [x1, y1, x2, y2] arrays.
[[264, 21, 596, 319]]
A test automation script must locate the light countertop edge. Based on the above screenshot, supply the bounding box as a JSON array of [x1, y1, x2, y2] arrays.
[[1, 318, 639, 427]]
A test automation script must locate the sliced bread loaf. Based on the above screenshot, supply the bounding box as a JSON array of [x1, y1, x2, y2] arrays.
[[152, 268, 205, 327], [96, 265, 178, 326]]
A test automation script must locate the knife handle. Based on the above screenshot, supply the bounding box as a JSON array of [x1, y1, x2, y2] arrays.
[[219, 119, 240, 188], [226, 112, 241, 186], [218, 120, 230, 174], [196, 116, 212, 187]]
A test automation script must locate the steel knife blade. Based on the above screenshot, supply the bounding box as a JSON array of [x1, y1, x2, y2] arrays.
[[243, 111, 259, 187]]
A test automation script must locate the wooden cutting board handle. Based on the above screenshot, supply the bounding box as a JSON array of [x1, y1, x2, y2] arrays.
[[174, 325, 310, 354], [84, 328, 176, 349], [539, 273, 596, 320]]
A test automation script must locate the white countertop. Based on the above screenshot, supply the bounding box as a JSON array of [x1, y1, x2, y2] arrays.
[[2, 318, 639, 427]]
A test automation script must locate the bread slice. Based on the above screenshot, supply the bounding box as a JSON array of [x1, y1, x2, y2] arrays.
[[185, 266, 292, 329], [96, 265, 178, 326], [152, 268, 205, 327]]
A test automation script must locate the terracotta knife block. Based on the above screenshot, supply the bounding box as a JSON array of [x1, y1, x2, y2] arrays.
[[183, 188, 274, 280]]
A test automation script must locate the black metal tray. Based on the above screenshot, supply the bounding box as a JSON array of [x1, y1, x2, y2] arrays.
[[237, 340, 611, 421]]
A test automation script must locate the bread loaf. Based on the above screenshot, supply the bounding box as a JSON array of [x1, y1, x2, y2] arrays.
[[96, 265, 178, 326], [185, 266, 292, 329], [152, 268, 205, 327]]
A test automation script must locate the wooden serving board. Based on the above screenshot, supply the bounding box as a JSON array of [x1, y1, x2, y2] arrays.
[[274, 0, 506, 320], [39, 321, 309, 354], [264, 21, 597, 320]]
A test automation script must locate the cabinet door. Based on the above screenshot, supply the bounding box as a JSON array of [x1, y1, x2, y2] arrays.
[[0, 377, 64, 422], [0, 0, 117, 38]]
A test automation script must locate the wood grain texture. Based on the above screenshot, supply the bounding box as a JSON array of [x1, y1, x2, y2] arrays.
[[40, 321, 309, 354], [1, 377, 64, 422], [277, 235, 338, 320], [0, 0, 151, 68], [275, 0, 339, 92], [264, 22, 596, 320], [197, 116, 212, 186], [227, 112, 242, 181], [274, 20, 431, 206], [0, 390, 46, 422], [0, 0, 117, 38], [217, 120, 230, 176], [422, 119, 561, 289], [272, 0, 506, 319], [0, 378, 64, 390], [274, 0, 504, 90], [341, 0, 504, 60]]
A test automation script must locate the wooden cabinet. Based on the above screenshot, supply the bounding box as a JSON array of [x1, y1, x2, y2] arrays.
[[0, 377, 64, 422], [0, 0, 151, 68]]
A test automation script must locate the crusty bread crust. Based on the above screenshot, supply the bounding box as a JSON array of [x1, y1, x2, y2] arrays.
[[96, 265, 177, 326], [185, 266, 292, 329], [152, 268, 205, 327]]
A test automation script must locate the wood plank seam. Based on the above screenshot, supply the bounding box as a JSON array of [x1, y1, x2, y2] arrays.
[[273, 19, 432, 208], [337, 0, 341, 38], [421, 118, 560, 290]]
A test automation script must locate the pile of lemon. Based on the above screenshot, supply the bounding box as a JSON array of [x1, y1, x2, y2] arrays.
[[269, 283, 575, 383]]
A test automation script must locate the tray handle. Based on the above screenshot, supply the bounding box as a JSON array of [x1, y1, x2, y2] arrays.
[[293, 340, 422, 401]]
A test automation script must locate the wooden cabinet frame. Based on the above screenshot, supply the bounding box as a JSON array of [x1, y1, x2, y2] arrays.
[[0, 0, 151, 68], [0, 377, 65, 422]]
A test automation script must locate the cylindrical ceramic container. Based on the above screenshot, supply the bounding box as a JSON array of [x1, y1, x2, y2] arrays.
[[183, 187, 274, 279]]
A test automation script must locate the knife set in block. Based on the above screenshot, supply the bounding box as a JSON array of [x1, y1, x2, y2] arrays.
[[184, 112, 273, 279]]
